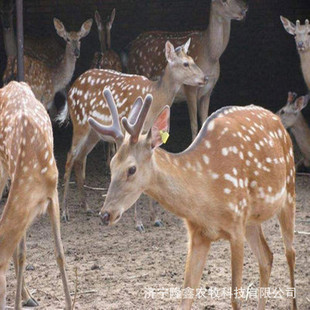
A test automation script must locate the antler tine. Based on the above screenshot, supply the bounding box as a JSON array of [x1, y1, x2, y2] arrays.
[[88, 89, 124, 145], [121, 94, 153, 144]]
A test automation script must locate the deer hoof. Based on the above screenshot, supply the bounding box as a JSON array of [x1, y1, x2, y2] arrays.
[[22, 297, 39, 307], [154, 220, 164, 227], [136, 224, 145, 233], [61, 214, 70, 223]]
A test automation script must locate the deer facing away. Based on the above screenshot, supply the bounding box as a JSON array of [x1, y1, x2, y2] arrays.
[[281, 16, 310, 90], [0, 81, 71, 310], [91, 8, 122, 71], [127, 0, 248, 140], [89, 89, 297, 310], [58, 39, 207, 225], [277, 91, 310, 170], [3, 18, 92, 110]]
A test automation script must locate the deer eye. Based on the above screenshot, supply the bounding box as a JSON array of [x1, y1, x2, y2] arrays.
[[280, 110, 285, 115], [183, 62, 189, 67], [127, 166, 136, 177]]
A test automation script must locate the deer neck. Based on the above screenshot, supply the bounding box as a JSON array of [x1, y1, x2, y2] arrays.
[[290, 113, 310, 161], [143, 65, 182, 131], [145, 148, 209, 223], [299, 51, 310, 89], [52, 46, 77, 94], [202, 6, 231, 62], [3, 27, 17, 57]]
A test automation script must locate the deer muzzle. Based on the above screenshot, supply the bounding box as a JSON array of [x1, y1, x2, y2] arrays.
[[99, 211, 110, 225]]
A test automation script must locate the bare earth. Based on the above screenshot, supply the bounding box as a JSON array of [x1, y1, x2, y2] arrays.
[[1, 124, 310, 310]]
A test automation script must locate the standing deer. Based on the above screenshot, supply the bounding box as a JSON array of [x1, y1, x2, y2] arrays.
[[0, 81, 71, 310], [278, 91, 310, 170], [127, 0, 248, 139], [90, 89, 297, 310], [281, 17, 310, 90], [91, 8, 122, 71], [58, 39, 207, 227], [2, 17, 93, 110]]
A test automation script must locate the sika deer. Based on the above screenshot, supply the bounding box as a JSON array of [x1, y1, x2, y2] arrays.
[[3, 18, 93, 110], [127, 0, 248, 139], [0, 81, 71, 310], [90, 89, 297, 310], [59, 39, 207, 224], [281, 17, 310, 90], [91, 9, 122, 71], [277, 91, 310, 170]]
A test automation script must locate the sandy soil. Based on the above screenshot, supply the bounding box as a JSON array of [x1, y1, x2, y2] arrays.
[[1, 115, 310, 310]]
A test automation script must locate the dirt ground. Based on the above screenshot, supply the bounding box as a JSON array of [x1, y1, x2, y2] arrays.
[[1, 109, 310, 310]]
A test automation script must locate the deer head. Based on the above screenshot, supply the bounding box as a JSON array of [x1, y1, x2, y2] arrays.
[[277, 91, 309, 128], [212, 0, 248, 21], [53, 18, 93, 58], [88, 89, 170, 225], [281, 16, 310, 52], [165, 39, 208, 87]]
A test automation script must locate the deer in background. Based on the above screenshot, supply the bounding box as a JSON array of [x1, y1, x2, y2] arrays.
[[2, 17, 92, 110], [0, 81, 71, 310], [281, 17, 310, 90], [91, 8, 122, 71], [90, 89, 297, 310], [0, 1, 63, 82], [126, 0, 248, 140], [58, 39, 207, 229], [278, 91, 310, 171]]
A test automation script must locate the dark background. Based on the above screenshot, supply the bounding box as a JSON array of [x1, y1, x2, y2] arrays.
[[0, 0, 310, 149]]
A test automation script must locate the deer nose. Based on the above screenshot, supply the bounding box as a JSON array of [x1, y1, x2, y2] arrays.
[[241, 8, 247, 16], [297, 41, 304, 48], [99, 212, 110, 225], [74, 48, 80, 58]]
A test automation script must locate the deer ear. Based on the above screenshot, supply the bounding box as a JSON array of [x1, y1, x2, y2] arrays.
[[280, 16, 296, 35], [165, 41, 177, 63], [183, 38, 191, 54], [110, 8, 116, 25], [54, 18, 67, 40], [149, 106, 170, 149], [294, 95, 309, 111], [95, 11, 102, 29], [78, 18, 93, 38]]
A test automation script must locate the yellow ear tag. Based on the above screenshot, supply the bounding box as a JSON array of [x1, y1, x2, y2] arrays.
[[159, 130, 169, 144]]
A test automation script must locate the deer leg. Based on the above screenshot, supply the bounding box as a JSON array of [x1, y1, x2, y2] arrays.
[[134, 201, 145, 232], [149, 198, 163, 227], [184, 85, 199, 141], [179, 222, 211, 310], [73, 132, 100, 215], [13, 235, 38, 308], [277, 200, 297, 310], [198, 93, 211, 125], [0, 164, 8, 200], [48, 194, 72, 310], [246, 225, 273, 310], [230, 232, 245, 310], [0, 203, 30, 310]]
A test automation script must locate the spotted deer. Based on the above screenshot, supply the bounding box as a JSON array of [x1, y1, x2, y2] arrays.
[[90, 89, 297, 310], [3, 18, 93, 110], [278, 91, 310, 170], [58, 39, 207, 226], [281, 17, 310, 90], [91, 9, 122, 71], [1, 2, 63, 86], [0, 81, 71, 310], [126, 0, 248, 140]]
